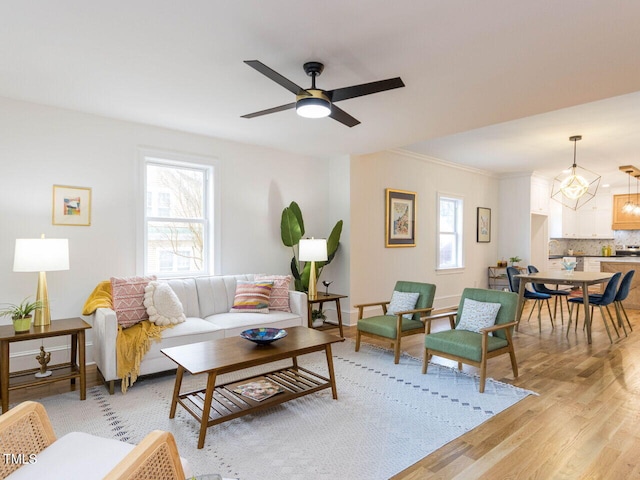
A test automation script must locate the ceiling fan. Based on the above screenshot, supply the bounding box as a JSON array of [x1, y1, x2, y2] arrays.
[[241, 60, 405, 127]]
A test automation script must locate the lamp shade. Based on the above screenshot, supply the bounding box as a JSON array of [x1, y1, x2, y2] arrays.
[[299, 238, 328, 262], [14, 238, 70, 272]]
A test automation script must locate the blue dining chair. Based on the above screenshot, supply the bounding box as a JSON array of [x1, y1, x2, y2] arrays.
[[587, 269, 634, 336], [527, 265, 571, 324], [614, 270, 635, 333], [506, 266, 553, 332], [567, 272, 621, 343]]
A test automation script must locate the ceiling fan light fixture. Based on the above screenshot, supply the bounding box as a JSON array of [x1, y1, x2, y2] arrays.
[[296, 90, 331, 118]]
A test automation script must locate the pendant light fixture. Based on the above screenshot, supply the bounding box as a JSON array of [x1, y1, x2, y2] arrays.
[[622, 169, 636, 213], [550, 135, 600, 210]]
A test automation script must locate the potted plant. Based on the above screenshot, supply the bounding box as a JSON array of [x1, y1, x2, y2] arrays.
[[281, 201, 343, 293], [0, 297, 43, 333], [509, 256, 522, 267], [311, 309, 326, 328]]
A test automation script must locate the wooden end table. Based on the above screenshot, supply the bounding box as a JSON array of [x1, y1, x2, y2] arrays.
[[0, 317, 91, 413], [307, 292, 347, 337]]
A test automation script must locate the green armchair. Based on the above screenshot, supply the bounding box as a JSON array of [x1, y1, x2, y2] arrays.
[[355, 281, 436, 364], [422, 288, 519, 393]]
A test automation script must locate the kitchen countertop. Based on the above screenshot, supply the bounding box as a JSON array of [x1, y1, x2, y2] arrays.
[[549, 255, 624, 259]]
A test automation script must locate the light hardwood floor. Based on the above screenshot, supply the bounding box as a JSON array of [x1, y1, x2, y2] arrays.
[[9, 304, 640, 479]]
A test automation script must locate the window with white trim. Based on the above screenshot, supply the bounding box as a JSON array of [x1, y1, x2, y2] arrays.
[[437, 193, 464, 269], [143, 156, 213, 276]]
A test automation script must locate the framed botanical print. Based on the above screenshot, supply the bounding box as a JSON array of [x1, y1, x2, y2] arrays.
[[385, 188, 416, 247], [52, 185, 92, 226], [477, 207, 491, 243]]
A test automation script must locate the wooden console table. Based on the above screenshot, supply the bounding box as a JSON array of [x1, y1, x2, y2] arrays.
[[307, 292, 347, 337], [0, 317, 91, 413]]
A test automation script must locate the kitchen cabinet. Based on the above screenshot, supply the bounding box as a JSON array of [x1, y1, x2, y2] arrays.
[[583, 257, 607, 272], [549, 192, 613, 238], [548, 258, 563, 271], [530, 177, 550, 215], [612, 194, 640, 230]]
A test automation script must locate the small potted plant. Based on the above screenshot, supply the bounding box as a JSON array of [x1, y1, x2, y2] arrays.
[[311, 309, 326, 328], [509, 256, 522, 267], [0, 297, 43, 333]]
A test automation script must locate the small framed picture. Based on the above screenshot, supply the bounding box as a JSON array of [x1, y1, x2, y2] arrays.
[[385, 188, 416, 247], [477, 207, 491, 243], [52, 185, 92, 226]]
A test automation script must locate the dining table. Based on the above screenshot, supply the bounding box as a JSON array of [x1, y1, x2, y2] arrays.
[[514, 270, 615, 344]]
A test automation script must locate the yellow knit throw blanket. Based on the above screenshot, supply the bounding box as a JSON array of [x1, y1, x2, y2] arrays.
[[117, 320, 168, 393], [83, 280, 171, 393]]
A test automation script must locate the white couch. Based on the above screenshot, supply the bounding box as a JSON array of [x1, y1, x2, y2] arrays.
[[91, 274, 307, 393]]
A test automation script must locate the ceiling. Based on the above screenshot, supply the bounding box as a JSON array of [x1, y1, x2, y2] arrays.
[[2, 1, 640, 186]]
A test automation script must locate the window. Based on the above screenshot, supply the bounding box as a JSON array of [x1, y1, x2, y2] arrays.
[[143, 155, 213, 276], [437, 193, 463, 270]]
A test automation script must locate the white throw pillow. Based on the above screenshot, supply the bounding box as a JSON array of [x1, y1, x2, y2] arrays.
[[144, 281, 187, 326], [456, 298, 501, 334], [386, 291, 420, 320]]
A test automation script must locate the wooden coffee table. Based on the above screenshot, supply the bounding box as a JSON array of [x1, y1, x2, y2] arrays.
[[161, 326, 344, 448]]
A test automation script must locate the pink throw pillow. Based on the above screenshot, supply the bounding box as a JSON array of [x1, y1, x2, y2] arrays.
[[255, 275, 292, 312], [111, 276, 157, 328]]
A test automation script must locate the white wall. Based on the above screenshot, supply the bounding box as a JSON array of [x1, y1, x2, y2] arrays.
[[348, 149, 500, 323], [0, 96, 333, 368]]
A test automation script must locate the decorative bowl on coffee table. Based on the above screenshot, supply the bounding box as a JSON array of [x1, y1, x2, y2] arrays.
[[240, 328, 287, 345]]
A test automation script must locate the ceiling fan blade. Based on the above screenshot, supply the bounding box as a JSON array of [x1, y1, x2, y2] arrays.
[[329, 105, 360, 127], [244, 60, 306, 95], [241, 102, 296, 119], [328, 77, 405, 103]]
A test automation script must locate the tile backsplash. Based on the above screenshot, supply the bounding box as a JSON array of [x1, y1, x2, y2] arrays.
[[548, 232, 640, 256]]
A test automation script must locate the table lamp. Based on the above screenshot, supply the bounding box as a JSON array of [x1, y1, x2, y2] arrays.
[[299, 238, 327, 300], [13, 235, 70, 327]]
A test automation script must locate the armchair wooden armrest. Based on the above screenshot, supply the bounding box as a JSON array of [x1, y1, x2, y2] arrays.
[[423, 306, 459, 331], [479, 321, 518, 334], [104, 430, 186, 480], [393, 307, 434, 336], [354, 300, 391, 318], [393, 306, 434, 317], [0, 401, 57, 478]]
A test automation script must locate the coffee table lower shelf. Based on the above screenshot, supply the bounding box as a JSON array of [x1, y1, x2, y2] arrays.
[[177, 366, 330, 428]]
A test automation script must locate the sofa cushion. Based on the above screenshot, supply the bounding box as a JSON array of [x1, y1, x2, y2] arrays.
[[5, 431, 192, 480], [144, 281, 187, 326], [162, 278, 200, 318], [254, 274, 292, 312], [111, 276, 156, 328], [205, 311, 303, 337], [195, 274, 254, 317], [230, 280, 273, 314], [425, 329, 509, 362]]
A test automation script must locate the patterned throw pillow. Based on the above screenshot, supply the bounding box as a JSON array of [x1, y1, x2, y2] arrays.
[[143, 281, 187, 326], [230, 281, 274, 314], [254, 275, 292, 312], [456, 298, 502, 334], [386, 291, 420, 320], [110, 276, 157, 328]]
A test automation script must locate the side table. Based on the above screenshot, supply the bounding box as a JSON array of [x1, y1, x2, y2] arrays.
[[0, 317, 91, 413], [307, 292, 347, 337]]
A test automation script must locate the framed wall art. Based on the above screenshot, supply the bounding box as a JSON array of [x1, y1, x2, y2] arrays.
[[385, 188, 416, 247], [476, 207, 491, 243], [52, 185, 92, 226]]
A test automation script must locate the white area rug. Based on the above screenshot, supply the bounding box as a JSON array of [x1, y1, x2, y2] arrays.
[[36, 340, 535, 479]]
